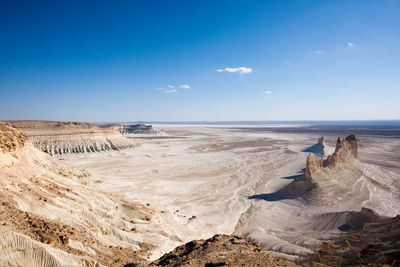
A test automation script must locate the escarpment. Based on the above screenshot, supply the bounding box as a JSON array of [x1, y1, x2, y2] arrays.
[[0, 122, 153, 266], [10, 121, 139, 155], [101, 123, 164, 135]]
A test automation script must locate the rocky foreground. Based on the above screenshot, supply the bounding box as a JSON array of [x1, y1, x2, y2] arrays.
[[147, 235, 300, 267], [10, 121, 138, 155]]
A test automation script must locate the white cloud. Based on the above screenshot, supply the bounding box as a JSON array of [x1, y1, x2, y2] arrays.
[[282, 61, 292, 65], [347, 42, 355, 48], [156, 87, 164, 91], [312, 49, 324, 55], [179, 84, 191, 89], [167, 85, 175, 88], [264, 90, 272, 98], [216, 67, 253, 74], [164, 89, 177, 93]]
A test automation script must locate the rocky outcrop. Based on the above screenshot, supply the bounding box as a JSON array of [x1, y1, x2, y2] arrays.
[[311, 208, 400, 266], [305, 134, 358, 178], [305, 153, 322, 178], [0, 122, 152, 266], [145, 234, 300, 267], [0, 122, 29, 153], [10, 121, 139, 155], [101, 123, 164, 135], [125, 124, 163, 135], [326, 135, 358, 167]]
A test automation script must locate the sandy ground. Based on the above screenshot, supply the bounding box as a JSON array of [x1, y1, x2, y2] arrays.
[[60, 124, 400, 261]]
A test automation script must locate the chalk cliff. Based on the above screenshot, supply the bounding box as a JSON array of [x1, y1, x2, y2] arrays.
[[10, 121, 139, 155], [101, 123, 164, 135]]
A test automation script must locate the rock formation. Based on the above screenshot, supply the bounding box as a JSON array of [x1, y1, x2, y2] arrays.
[[10, 121, 139, 155], [145, 234, 300, 267], [101, 123, 164, 135], [0, 122, 152, 266], [326, 134, 358, 167], [121, 124, 163, 135], [305, 134, 358, 178], [305, 153, 322, 178]]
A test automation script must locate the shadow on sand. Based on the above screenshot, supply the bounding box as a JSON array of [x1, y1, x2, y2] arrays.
[[280, 168, 306, 180], [249, 176, 318, 202], [301, 140, 325, 157]]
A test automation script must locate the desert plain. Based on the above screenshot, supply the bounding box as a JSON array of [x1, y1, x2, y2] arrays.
[[58, 123, 400, 262]]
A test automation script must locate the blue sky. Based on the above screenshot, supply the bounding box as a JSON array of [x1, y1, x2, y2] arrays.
[[1, 0, 399, 122]]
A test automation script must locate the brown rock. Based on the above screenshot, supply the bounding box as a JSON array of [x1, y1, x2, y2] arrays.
[[326, 135, 358, 168], [306, 153, 322, 178], [147, 234, 300, 267]]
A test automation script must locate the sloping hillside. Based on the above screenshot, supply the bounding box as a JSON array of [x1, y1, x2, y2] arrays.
[[0, 122, 152, 266]]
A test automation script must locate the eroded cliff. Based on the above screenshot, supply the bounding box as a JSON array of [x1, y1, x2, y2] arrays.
[[10, 121, 139, 155]]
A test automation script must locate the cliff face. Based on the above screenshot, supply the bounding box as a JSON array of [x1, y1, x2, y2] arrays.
[[0, 122, 152, 266], [326, 135, 358, 168], [10, 121, 139, 155], [305, 153, 323, 178]]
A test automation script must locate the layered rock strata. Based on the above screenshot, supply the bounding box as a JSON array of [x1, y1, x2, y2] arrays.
[[326, 135, 358, 167], [305, 153, 322, 178], [305, 134, 358, 178], [10, 121, 138, 155], [101, 123, 164, 135]]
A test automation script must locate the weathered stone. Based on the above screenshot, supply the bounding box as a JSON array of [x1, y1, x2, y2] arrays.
[[306, 153, 322, 178], [10, 121, 139, 155], [327, 135, 358, 168]]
